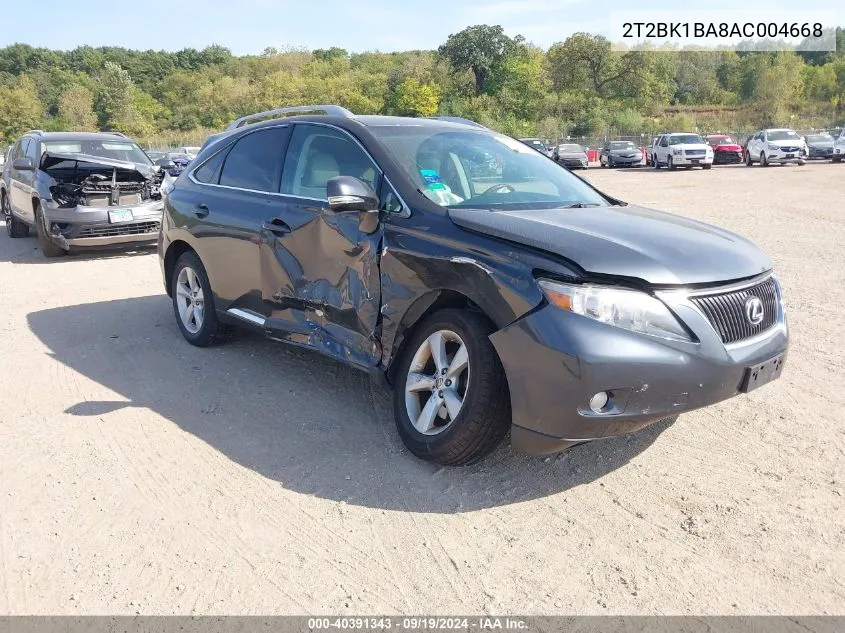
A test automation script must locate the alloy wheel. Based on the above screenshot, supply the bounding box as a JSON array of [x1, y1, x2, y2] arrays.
[[176, 266, 205, 334], [404, 330, 470, 436]]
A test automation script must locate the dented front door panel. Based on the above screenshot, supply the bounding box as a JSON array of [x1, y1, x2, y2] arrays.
[[260, 198, 383, 369]]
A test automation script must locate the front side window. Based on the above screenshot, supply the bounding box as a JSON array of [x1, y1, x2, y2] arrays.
[[370, 125, 608, 209], [219, 126, 289, 192], [281, 125, 380, 200], [12, 140, 29, 161]]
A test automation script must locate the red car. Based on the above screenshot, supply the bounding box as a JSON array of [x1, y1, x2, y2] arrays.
[[705, 134, 744, 164]]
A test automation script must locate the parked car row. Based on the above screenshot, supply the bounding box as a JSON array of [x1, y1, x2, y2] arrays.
[[1, 107, 790, 467]]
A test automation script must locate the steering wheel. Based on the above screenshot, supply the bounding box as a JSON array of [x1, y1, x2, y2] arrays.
[[480, 183, 516, 196]]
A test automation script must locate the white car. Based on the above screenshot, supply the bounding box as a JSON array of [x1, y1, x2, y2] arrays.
[[833, 130, 845, 164], [745, 128, 806, 166], [652, 133, 714, 170]]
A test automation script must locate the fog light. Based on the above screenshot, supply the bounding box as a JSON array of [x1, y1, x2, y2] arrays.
[[589, 391, 609, 413]]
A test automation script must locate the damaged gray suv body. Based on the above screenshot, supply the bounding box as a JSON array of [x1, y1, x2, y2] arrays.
[[1, 130, 165, 257]]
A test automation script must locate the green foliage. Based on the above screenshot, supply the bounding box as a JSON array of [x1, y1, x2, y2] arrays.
[[57, 84, 97, 131], [0, 27, 843, 145]]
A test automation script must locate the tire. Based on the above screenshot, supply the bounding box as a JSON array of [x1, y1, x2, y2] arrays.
[[653, 155, 661, 169], [745, 151, 753, 166], [392, 308, 511, 466], [761, 152, 769, 167], [797, 159, 806, 166], [3, 192, 29, 238], [171, 251, 232, 347], [34, 203, 66, 257], [668, 155, 676, 170], [703, 163, 712, 170], [833, 157, 841, 164]]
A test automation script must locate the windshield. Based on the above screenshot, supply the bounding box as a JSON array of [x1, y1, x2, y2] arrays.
[[371, 126, 608, 209], [709, 136, 734, 145], [668, 134, 704, 145], [806, 134, 832, 142], [558, 144, 583, 152], [768, 130, 800, 141], [41, 140, 152, 165], [610, 141, 635, 150]]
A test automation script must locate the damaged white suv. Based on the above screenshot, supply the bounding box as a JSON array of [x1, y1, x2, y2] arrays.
[[1, 130, 168, 257]]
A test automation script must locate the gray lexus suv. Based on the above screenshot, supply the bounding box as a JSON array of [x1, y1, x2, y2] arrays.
[[158, 105, 788, 465], [1, 130, 167, 257]]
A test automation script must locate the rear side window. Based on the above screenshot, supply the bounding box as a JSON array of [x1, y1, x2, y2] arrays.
[[193, 149, 227, 184], [218, 126, 289, 192]]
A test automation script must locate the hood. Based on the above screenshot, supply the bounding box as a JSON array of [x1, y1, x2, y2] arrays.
[[559, 151, 587, 159], [609, 148, 640, 155], [807, 140, 833, 148], [671, 143, 710, 151], [768, 139, 804, 148], [40, 151, 156, 179], [712, 143, 742, 151], [448, 204, 772, 286]]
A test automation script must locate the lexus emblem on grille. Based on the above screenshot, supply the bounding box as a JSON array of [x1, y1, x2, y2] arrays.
[[745, 296, 764, 325]]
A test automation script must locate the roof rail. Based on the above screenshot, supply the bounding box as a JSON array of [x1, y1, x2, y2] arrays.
[[109, 132, 127, 138], [227, 105, 354, 131], [428, 116, 488, 130], [23, 129, 45, 136]]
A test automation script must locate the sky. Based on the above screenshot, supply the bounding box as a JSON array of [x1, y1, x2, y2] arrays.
[[0, 0, 841, 54]]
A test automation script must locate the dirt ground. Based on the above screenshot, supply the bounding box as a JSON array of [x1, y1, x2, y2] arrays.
[[1, 162, 843, 616]]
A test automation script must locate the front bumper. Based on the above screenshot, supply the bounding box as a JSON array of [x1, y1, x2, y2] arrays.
[[42, 199, 164, 249], [490, 280, 788, 454], [559, 158, 588, 169], [671, 153, 713, 166], [607, 155, 642, 166], [764, 149, 805, 164], [713, 151, 743, 164]]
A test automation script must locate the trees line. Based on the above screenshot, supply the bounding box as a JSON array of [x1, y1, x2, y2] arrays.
[[0, 26, 843, 145]]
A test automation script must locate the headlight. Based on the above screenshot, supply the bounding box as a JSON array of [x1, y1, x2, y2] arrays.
[[673, 149, 682, 155], [538, 279, 693, 342], [767, 143, 780, 151]]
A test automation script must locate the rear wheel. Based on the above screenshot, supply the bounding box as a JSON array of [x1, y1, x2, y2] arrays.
[[171, 251, 232, 347], [3, 193, 29, 238], [34, 203, 66, 257], [392, 309, 511, 466]]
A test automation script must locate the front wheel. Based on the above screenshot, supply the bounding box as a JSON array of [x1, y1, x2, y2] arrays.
[[745, 151, 753, 166], [392, 309, 511, 466], [761, 152, 769, 167], [833, 157, 841, 163], [3, 193, 29, 238], [34, 204, 66, 257], [703, 163, 712, 170], [668, 155, 676, 170]]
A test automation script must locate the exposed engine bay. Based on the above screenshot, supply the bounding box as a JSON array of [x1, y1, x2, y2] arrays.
[[42, 152, 164, 209]]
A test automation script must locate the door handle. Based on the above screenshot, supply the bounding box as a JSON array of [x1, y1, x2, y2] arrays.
[[194, 203, 209, 218], [262, 217, 291, 235]]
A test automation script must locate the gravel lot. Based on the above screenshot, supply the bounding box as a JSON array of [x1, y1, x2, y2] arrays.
[[1, 163, 842, 615]]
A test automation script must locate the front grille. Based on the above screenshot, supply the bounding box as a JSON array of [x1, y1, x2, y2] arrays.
[[690, 277, 779, 344], [77, 221, 160, 239], [779, 146, 799, 152], [685, 149, 706, 156]]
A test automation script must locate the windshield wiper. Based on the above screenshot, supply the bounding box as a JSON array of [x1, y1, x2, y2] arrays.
[[559, 202, 603, 208]]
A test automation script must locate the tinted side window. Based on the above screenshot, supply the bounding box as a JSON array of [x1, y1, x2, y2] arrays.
[[193, 148, 228, 184], [281, 125, 380, 200], [219, 126, 289, 192], [26, 139, 39, 161], [12, 140, 29, 161], [659, 137, 668, 147]]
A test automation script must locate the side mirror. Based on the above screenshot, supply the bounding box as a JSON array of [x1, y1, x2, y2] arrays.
[[327, 176, 380, 233], [156, 158, 177, 170], [13, 157, 34, 171]]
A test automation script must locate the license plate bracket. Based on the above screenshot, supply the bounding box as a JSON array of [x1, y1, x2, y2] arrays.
[[108, 209, 133, 223], [785, 154, 794, 159], [739, 354, 785, 393]]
